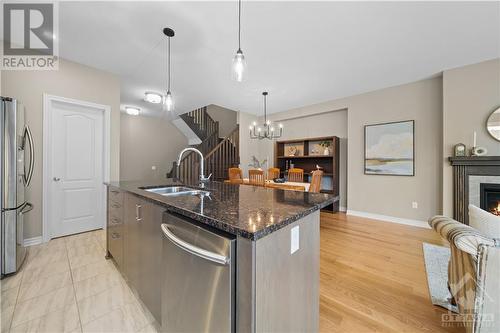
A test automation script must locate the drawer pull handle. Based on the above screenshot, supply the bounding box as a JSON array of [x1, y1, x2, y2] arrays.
[[110, 190, 120, 194], [136, 204, 143, 221], [111, 232, 120, 239], [112, 203, 121, 208], [111, 217, 120, 224]]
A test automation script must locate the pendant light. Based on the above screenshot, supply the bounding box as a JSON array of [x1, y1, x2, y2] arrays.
[[163, 27, 175, 111], [232, 0, 246, 82], [250, 92, 283, 140]]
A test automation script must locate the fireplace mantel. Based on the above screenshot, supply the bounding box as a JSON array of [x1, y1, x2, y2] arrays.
[[449, 156, 500, 166], [449, 156, 500, 224]]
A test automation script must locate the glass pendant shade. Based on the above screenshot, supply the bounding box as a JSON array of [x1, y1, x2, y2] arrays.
[[232, 49, 246, 82], [164, 91, 174, 111]]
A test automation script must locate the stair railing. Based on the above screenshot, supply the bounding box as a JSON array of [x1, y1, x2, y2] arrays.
[[181, 106, 219, 143], [204, 125, 240, 181], [169, 125, 240, 183]]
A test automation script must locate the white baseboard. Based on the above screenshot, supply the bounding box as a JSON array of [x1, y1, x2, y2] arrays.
[[339, 206, 347, 212], [24, 236, 43, 247], [346, 210, 430, 229]]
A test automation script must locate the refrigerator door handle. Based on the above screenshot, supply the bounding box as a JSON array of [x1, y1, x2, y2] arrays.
[[22, 125, 34, 187], [17, 202, 33, 215]]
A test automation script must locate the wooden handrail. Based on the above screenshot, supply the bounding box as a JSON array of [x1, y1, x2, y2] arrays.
[[205, 125, 239, 159], [205, 125, 239, 180], [182, 106, 219, 142]]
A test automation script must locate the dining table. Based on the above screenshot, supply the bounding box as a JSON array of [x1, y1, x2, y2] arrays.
[[224, 178, 310, 192]]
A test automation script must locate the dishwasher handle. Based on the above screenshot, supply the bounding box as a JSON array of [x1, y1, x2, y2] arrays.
[[161, 223, 230, 266]]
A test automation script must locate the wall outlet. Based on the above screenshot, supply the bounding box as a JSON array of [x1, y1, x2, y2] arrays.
[[412, 202, 418, 209], [291, 226, 299, 254]]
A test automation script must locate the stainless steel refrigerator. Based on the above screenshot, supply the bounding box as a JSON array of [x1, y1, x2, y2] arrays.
[[1, 96, 34, 277]]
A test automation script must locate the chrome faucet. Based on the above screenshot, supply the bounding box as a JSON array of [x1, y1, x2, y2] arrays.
[[177, 147, 212, 185]]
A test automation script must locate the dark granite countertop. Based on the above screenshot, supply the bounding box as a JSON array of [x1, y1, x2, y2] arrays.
[[106, 179, 337, 241]]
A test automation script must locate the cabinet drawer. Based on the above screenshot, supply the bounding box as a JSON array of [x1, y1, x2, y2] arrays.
[[108, 213, 123, 226], [108, 187, 124, 205], [109, 200, 123, 218], [108, 225, 123, 268]]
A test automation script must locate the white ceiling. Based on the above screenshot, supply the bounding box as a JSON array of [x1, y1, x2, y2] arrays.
[[58, 1, 500, 117]]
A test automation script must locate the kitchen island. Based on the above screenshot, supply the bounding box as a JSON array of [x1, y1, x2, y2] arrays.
[[105, 179, 336, 332]]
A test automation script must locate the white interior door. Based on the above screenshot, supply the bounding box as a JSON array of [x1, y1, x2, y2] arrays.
[[49, 100, 104, 238]]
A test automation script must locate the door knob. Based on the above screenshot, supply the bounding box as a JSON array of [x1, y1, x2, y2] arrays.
[[53, 177, 60, 181]]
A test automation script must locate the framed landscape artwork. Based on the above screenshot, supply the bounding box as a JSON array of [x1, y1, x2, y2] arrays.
[[364, 120, 415, 176]]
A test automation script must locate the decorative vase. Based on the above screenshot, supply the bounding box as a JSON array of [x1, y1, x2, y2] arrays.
[[323, 148, 330, 156]]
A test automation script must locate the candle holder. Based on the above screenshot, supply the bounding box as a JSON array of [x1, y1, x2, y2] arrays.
[[471, 146, 488, 156]]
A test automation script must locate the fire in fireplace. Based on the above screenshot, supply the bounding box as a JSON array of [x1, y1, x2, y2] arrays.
[[480, 183, 500, 216]]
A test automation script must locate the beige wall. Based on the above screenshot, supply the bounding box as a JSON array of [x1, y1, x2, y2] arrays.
[[345, 78, 442, 220], [206, 104, 238, 138], [238, 111, 260, 175], [442, 59, 500, 215], [120, 113, 188, 181], [256, 110, 348, 209], [240, 77, 443, 222], [1, 59, 121, 239]]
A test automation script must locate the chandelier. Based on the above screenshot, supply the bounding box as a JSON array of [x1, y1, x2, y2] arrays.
[[250, 92, 283, 140]]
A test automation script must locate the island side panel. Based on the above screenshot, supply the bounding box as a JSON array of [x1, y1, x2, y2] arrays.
[[255, 211, 320, 332], [236, 236, 256, 333]]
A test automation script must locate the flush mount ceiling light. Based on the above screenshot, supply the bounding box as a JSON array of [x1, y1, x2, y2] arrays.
[[232, 0, 246, 82], [125, 106, 140, 116], [163, 27, 175, 111], [144, 92, 162, 104], [250, 92, 283, 140]]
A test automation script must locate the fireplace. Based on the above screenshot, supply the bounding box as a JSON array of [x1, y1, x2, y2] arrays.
[[449, 156, 500, 224], [480, 183, 500, 216]]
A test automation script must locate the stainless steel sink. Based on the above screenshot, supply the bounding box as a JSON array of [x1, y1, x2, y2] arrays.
[[143, 186, 210, 197]]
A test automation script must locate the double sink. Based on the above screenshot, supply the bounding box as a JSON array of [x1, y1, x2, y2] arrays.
[[142, 186, 210, 197]]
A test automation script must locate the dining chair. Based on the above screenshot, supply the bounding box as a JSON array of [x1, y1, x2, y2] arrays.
[[287, 168, 304, 182], [228, 167, 243, 181], [248, 169, 265, 186], [267, 167, 280, 180], [309, 170, 323, 193]]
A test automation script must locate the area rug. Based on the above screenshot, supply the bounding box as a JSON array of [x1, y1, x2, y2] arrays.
[[422, 242, 458, 313]]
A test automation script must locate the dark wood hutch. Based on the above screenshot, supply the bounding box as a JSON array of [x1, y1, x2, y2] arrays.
[[274, 136, 340, 212]]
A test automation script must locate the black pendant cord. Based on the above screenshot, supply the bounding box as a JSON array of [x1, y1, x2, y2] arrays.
[[167, 36, 171, 92], [263, 94, 267, 125], [238, 0, 242, 51]]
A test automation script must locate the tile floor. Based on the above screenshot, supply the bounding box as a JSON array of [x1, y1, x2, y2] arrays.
[[1, 230, 159, 333]]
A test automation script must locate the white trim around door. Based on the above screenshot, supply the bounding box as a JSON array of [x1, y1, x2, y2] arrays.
[[42, 94, 111, 243]]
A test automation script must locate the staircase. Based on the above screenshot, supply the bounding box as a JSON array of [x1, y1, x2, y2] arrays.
[[179, 107, 220, 154], [205, 126, 239, 180], [168, 107, 240, 183]]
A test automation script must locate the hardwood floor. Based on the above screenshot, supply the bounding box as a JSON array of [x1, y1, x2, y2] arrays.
[[319, 212, 464, 333]]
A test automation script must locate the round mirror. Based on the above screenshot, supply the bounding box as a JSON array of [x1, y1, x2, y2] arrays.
[[486, 107, 500, 141]]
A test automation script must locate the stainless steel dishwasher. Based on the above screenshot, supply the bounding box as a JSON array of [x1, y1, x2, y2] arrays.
[[161, 211, 235, 333]]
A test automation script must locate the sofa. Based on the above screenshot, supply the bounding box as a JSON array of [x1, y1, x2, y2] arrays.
[[429, 215, 499, 333]]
